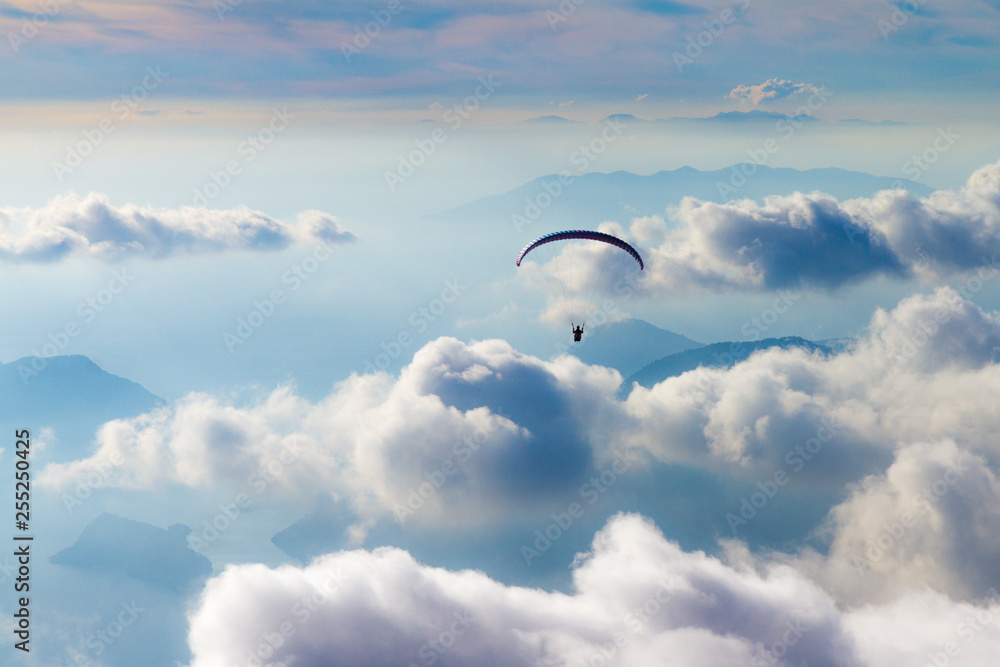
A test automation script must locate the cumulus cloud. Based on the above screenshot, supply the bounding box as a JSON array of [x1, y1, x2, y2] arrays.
[[728, 78, 820, 106], [792, 440, 1000, 606], [41, 287, 1000, 607], [188, 511, 1000, 666], [188, 513, 864, 667], [39, 338, 624, 530], [621, 288, 1000, 475], [523, 159, 1000, 296], [618, 287, 1000, 603], [0, 193, 354, 262]]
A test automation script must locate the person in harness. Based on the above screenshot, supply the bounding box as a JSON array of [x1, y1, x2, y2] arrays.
[[572, 323, 584, 342]]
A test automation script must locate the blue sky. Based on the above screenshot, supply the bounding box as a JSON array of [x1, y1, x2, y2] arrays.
[[1, 0, 999, 110], [3, 1, 1000, 666]]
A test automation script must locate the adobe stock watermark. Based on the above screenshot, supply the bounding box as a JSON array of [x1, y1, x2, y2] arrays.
[[841, 128, 964, 246], [192, 107, 295, 206], [341, 0, 403, 62], [715, 87, 833, 199], [738, 289, 800, 340], [223, 239, 339, 353], [393, 411, 508, 523], [52, 66, 169, 182], [902, 126, 960, 182], [921, 586, 1000, 667], [883, 255, 1000, 366], [385, 75, 500, 192], [188, 438, 305, 553], [852, 454, 972, 575], [521, 449, 638, 566], [546, 0, 587, 29], [356, 278, 467, 377], [5, 0, 72, 54], [684, 289, 800, 385], [240, 567, 349, 667], [672, 0, 751, 72], [750, 615, 810, 667], [213, 0, 242, 21], [407, 609, 476, 667], [878, 0, 931, 39], [511, 116, 627, 233], [564, 579, 676, 667], [726, 414, 843, 534], [84, 600, 145, 662], [17, 268, 135, 386], [60, 451, 127, 514]]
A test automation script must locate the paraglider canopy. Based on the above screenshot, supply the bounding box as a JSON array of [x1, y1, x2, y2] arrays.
[[515, 229, 644, 338], [516, 230, 644, 270]]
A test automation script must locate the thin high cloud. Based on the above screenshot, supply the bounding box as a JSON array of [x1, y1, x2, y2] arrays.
[[3, 1, 999, 102], [0, 193, 354, 262]]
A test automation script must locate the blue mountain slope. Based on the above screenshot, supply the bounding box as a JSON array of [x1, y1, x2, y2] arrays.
[[621, 336, 830, 397], [431, 165, 934, 228], [567, 318, 702, 378], [0, 355, 162, 462], [50, 513, 213, 592]]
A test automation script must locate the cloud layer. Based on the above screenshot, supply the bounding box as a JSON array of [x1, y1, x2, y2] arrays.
[[526, 159, 1000, 297], [187, 512, 1000, 666], [41, 287, 1000, 611], [0, 193, 353, 262], [39, 337, 621, 532]]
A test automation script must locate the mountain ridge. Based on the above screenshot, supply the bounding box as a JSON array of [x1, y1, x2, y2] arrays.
[[432, 164, 933, 228], [621, 336, 831, 397]]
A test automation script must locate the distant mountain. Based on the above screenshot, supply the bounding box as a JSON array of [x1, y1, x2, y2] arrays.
[[837, 118, 909, 127], [567, 318, 702, 378], [272, 495, 356, 562], [521, 115, 582, 124], [603, 113, 644, 124], [620, 336, 829, 396], [702, 110, 818, 123], [598, 110, 819, 124], [816, 337, 856, 354], [50, 513, 212, 592], [0, 355, 161, 462], [432, 165, 933, 228]]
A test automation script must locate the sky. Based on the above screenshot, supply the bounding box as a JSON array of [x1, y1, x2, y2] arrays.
[[2, 1, 1000, 666]]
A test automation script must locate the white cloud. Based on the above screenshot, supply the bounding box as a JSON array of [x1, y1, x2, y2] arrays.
[[455, 301, 520, 329], [792, 440, 1000, 606], [728, 78, 819, 106], [621, 287, 1000, 474], [39, 338, 622, 529], [0, 193, 354, 262], [188, 511, 1000, 666], [40, 289, 1000, 606], [545, 160, 1000, 295], [187, 513, 863, 667], [619, 288, 1000, 603]]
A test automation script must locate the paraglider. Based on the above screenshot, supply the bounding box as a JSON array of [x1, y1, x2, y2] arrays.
[[516, 230, 644, 341]]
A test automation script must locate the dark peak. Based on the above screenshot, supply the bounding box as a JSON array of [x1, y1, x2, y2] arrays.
[[602, 113, 642, 123]]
